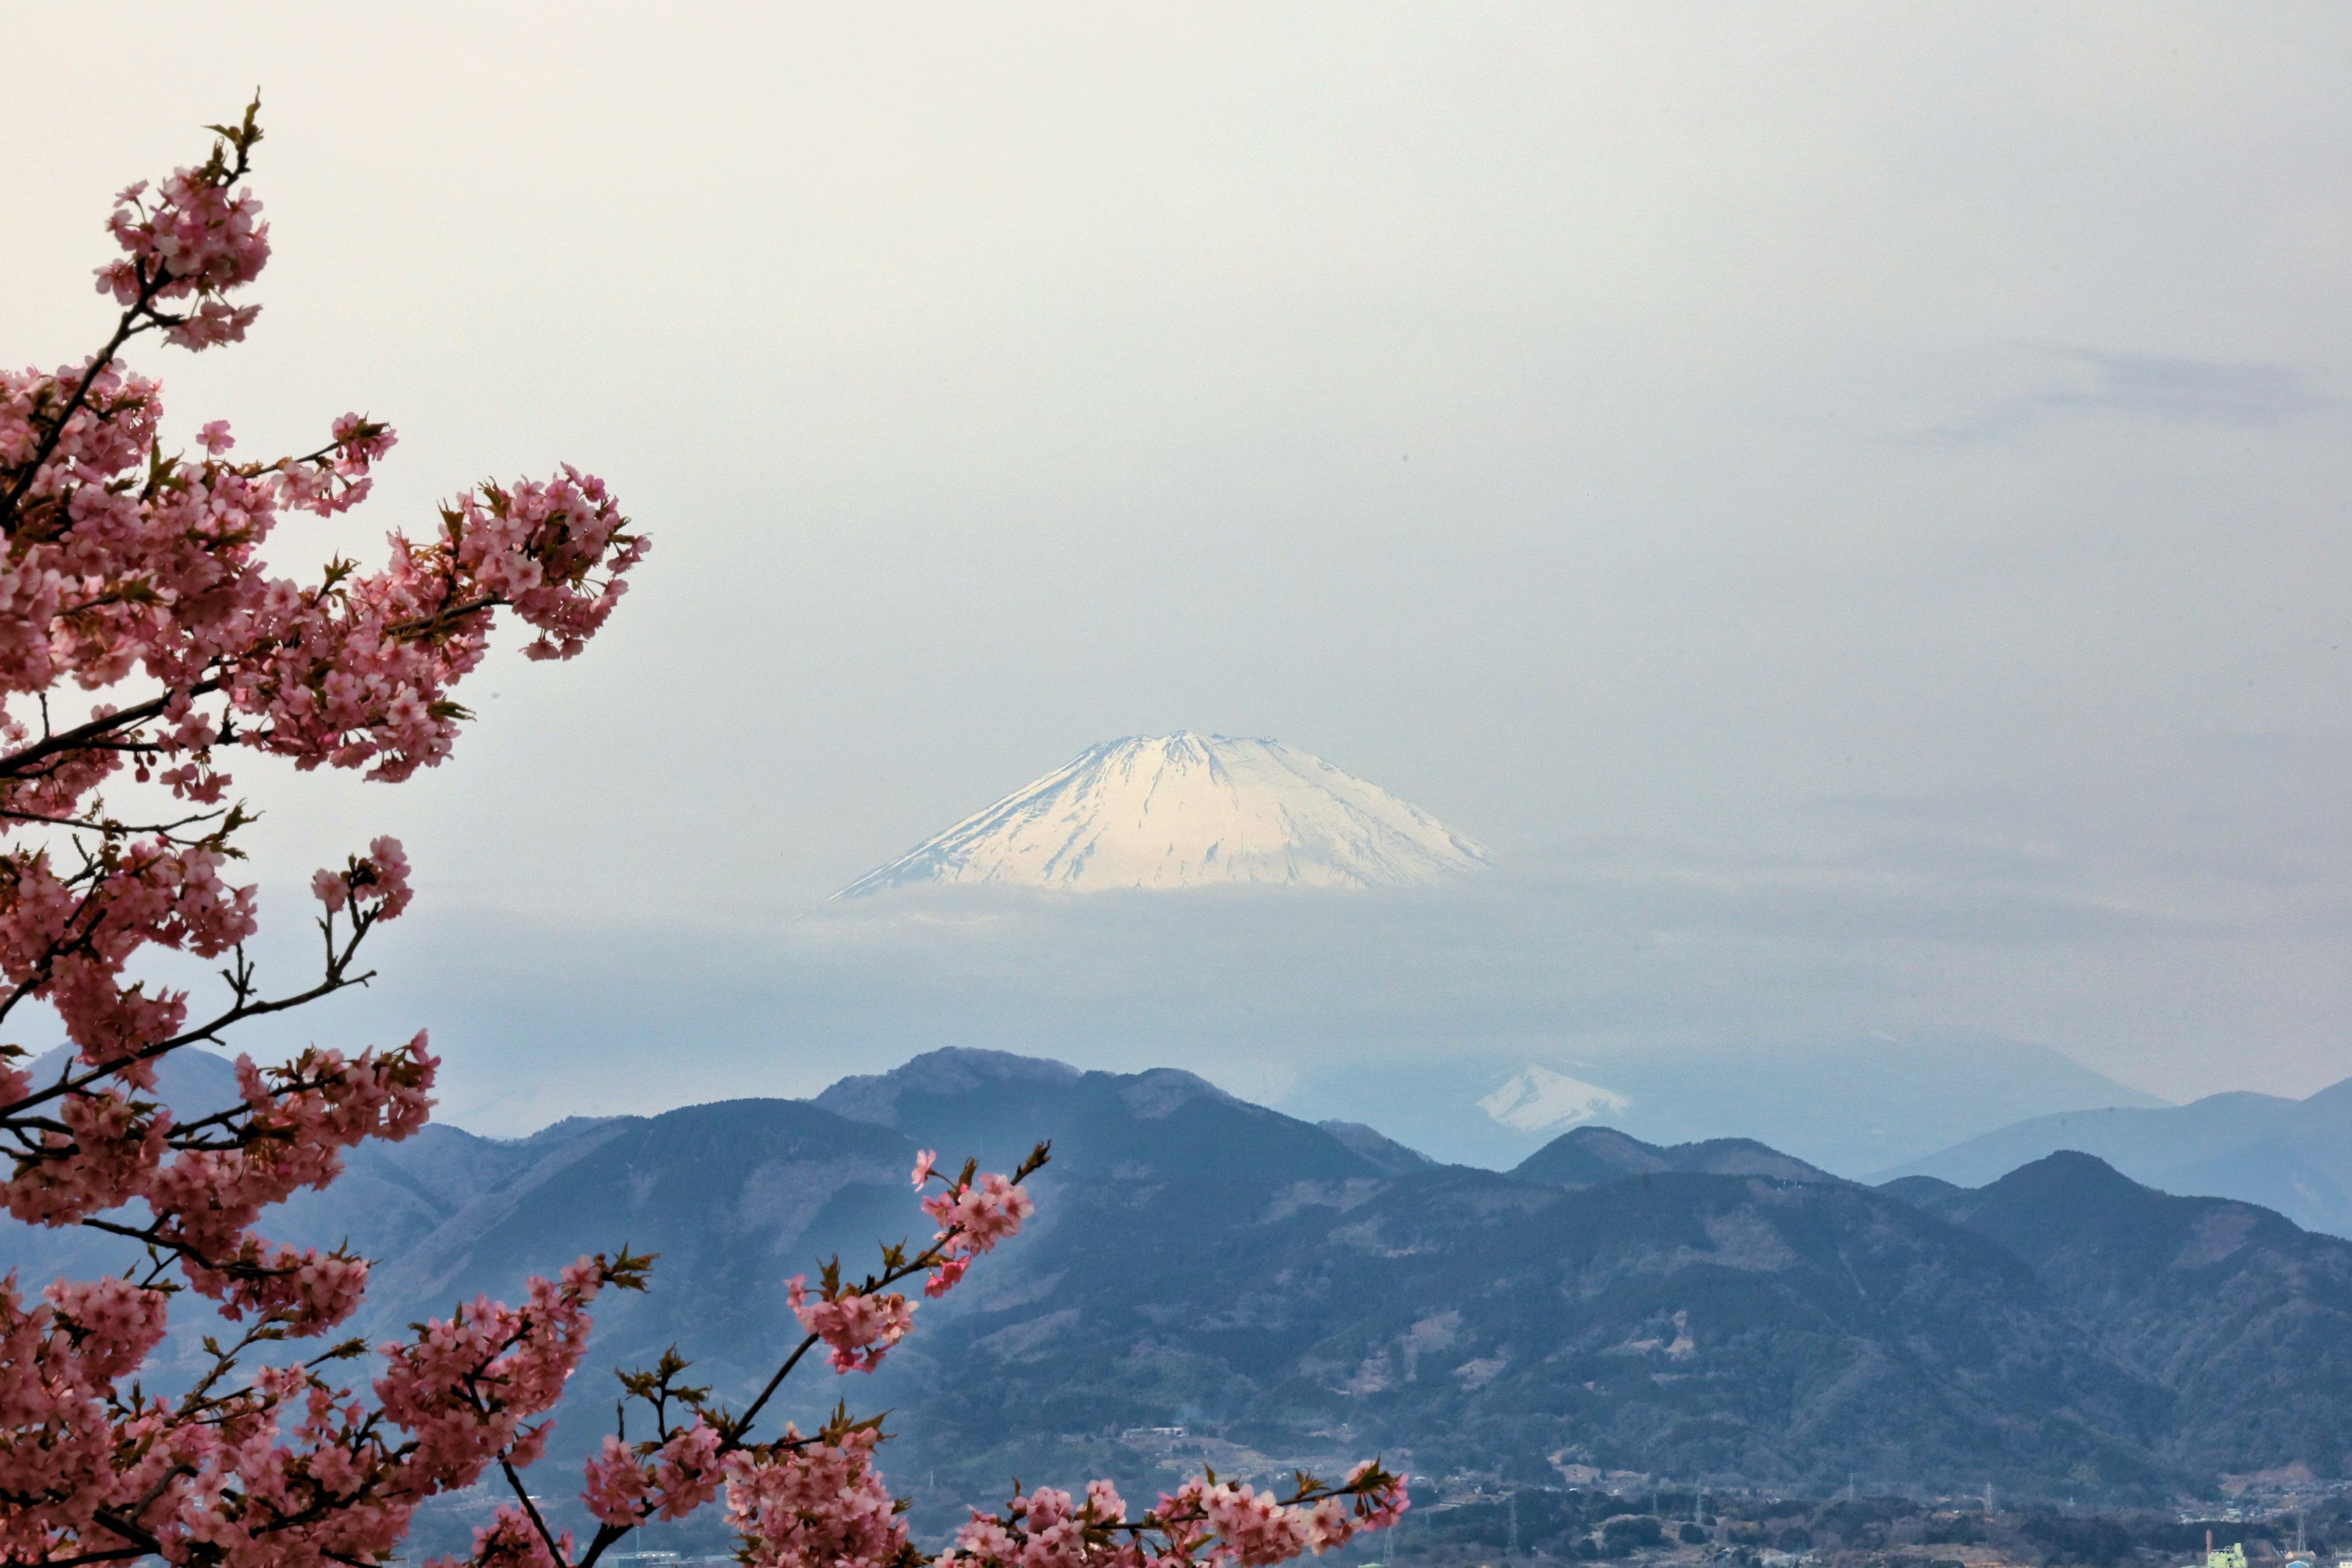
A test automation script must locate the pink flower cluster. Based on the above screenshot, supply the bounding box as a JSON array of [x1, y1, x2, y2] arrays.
[[375, 1254, 620, 1491], [2, 143, 644, 794], [1, 107, 655, 1568], [941, 1464, 1409, 1568], [443, 469, 646, 663], [3, 98, 640, 1328], [949, 1482, 1136, 1568], [454, 1505, 573, 1568], [94, 157, 271, 349], [1186, 1470, 1403, 1565], [788, 1273, 917, 1374], [581, 1423, 725, 1527], [916, 1150, 1035, 1296], [764, 1153, 1038, 1382], [4, 1038, 435, 1327], [312, 834, 415, 919], [0, 837, 256, 1070], [722, 1425, 911, 1568], [0, 1251, 630, 1565]]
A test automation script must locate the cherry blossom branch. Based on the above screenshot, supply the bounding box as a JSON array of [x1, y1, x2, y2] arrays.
[[1, 914, 379, 1122], [0, 99, 262, 535], [0, 801, 235, 839], [175, 1313, 303, 1413], [0, 676, 219, 781], [386, 590, 503, 641], [729, 1140, 1051, 1442], [0, 302, 164, 538], [79, 1510, 165, 1561], [549, 1147, 1054, 1568], [11, 97, 1412, 1568], [0, 533, 486, 786], [0, 518, 491, 784], [0, 869, 124, 1028], [78, 1215, 278, 1277], [0, 104, 657, 1567], [29, 1546, 152, 1568], [500, 1454, 570, 1564]]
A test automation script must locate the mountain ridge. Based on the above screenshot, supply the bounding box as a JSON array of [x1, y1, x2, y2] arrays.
[[1276, 1035, 2166, 1175], [1887, 1150, 2352, 1479], [13, 1043, 2352, 1533], [1880, 1076, 2352, 1238]]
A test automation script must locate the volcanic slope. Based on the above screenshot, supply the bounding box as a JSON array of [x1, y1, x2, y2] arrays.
[[834, 733, 1491, 895]]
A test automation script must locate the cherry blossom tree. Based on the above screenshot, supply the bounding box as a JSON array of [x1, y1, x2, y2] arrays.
[[0, 104, 1407, 1568]]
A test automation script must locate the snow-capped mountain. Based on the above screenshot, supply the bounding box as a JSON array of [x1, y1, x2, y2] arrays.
[[835, 733, 1491, 897], [1476, 1065, 1632, 1133]]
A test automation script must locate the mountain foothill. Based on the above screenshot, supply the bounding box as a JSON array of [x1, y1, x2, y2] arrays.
[[13, 1045, 2352, 1530]]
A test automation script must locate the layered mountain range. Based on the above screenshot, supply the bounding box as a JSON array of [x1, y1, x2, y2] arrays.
[[9, 1046, 2352, 1549], [1880, 1077, 2352, 1240], [1276, 1036, 2166, 1175]]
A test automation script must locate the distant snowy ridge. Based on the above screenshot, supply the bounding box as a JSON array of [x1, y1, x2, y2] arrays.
[[836, 733, 1491, 896], [1478, 1066, 1632, 1133]]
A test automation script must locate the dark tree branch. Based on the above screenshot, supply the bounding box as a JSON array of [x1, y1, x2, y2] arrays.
[[0, 674, 220, 781]]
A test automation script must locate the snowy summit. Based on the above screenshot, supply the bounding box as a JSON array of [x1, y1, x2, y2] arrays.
[[1477, 1066, 1632, 1133], [835, 733, 1491, 897]]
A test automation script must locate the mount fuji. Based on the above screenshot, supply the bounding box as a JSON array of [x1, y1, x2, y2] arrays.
[[835, 733, 1490, 896]]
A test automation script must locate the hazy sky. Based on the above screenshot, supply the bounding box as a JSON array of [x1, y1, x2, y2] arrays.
[[7, 5, 2350, 1129]]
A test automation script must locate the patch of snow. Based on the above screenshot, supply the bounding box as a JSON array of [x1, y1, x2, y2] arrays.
[[835, 733, 1490, 896], [1477, 1065, 1632, 1132]]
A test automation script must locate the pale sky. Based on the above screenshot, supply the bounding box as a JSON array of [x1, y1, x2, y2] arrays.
[[6, 4, 2350, 1130]]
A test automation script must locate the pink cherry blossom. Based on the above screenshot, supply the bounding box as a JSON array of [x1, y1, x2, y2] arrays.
[[937, 1463, 1409, 1568], [921, 1168, 1036, 1295], [722, 1425, 908, 1568], [0, 104, 659, 1568], [582, 1434, 655, 1527], [649, 1419, 726, 1520], [788, 1273, 916, 1373]]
